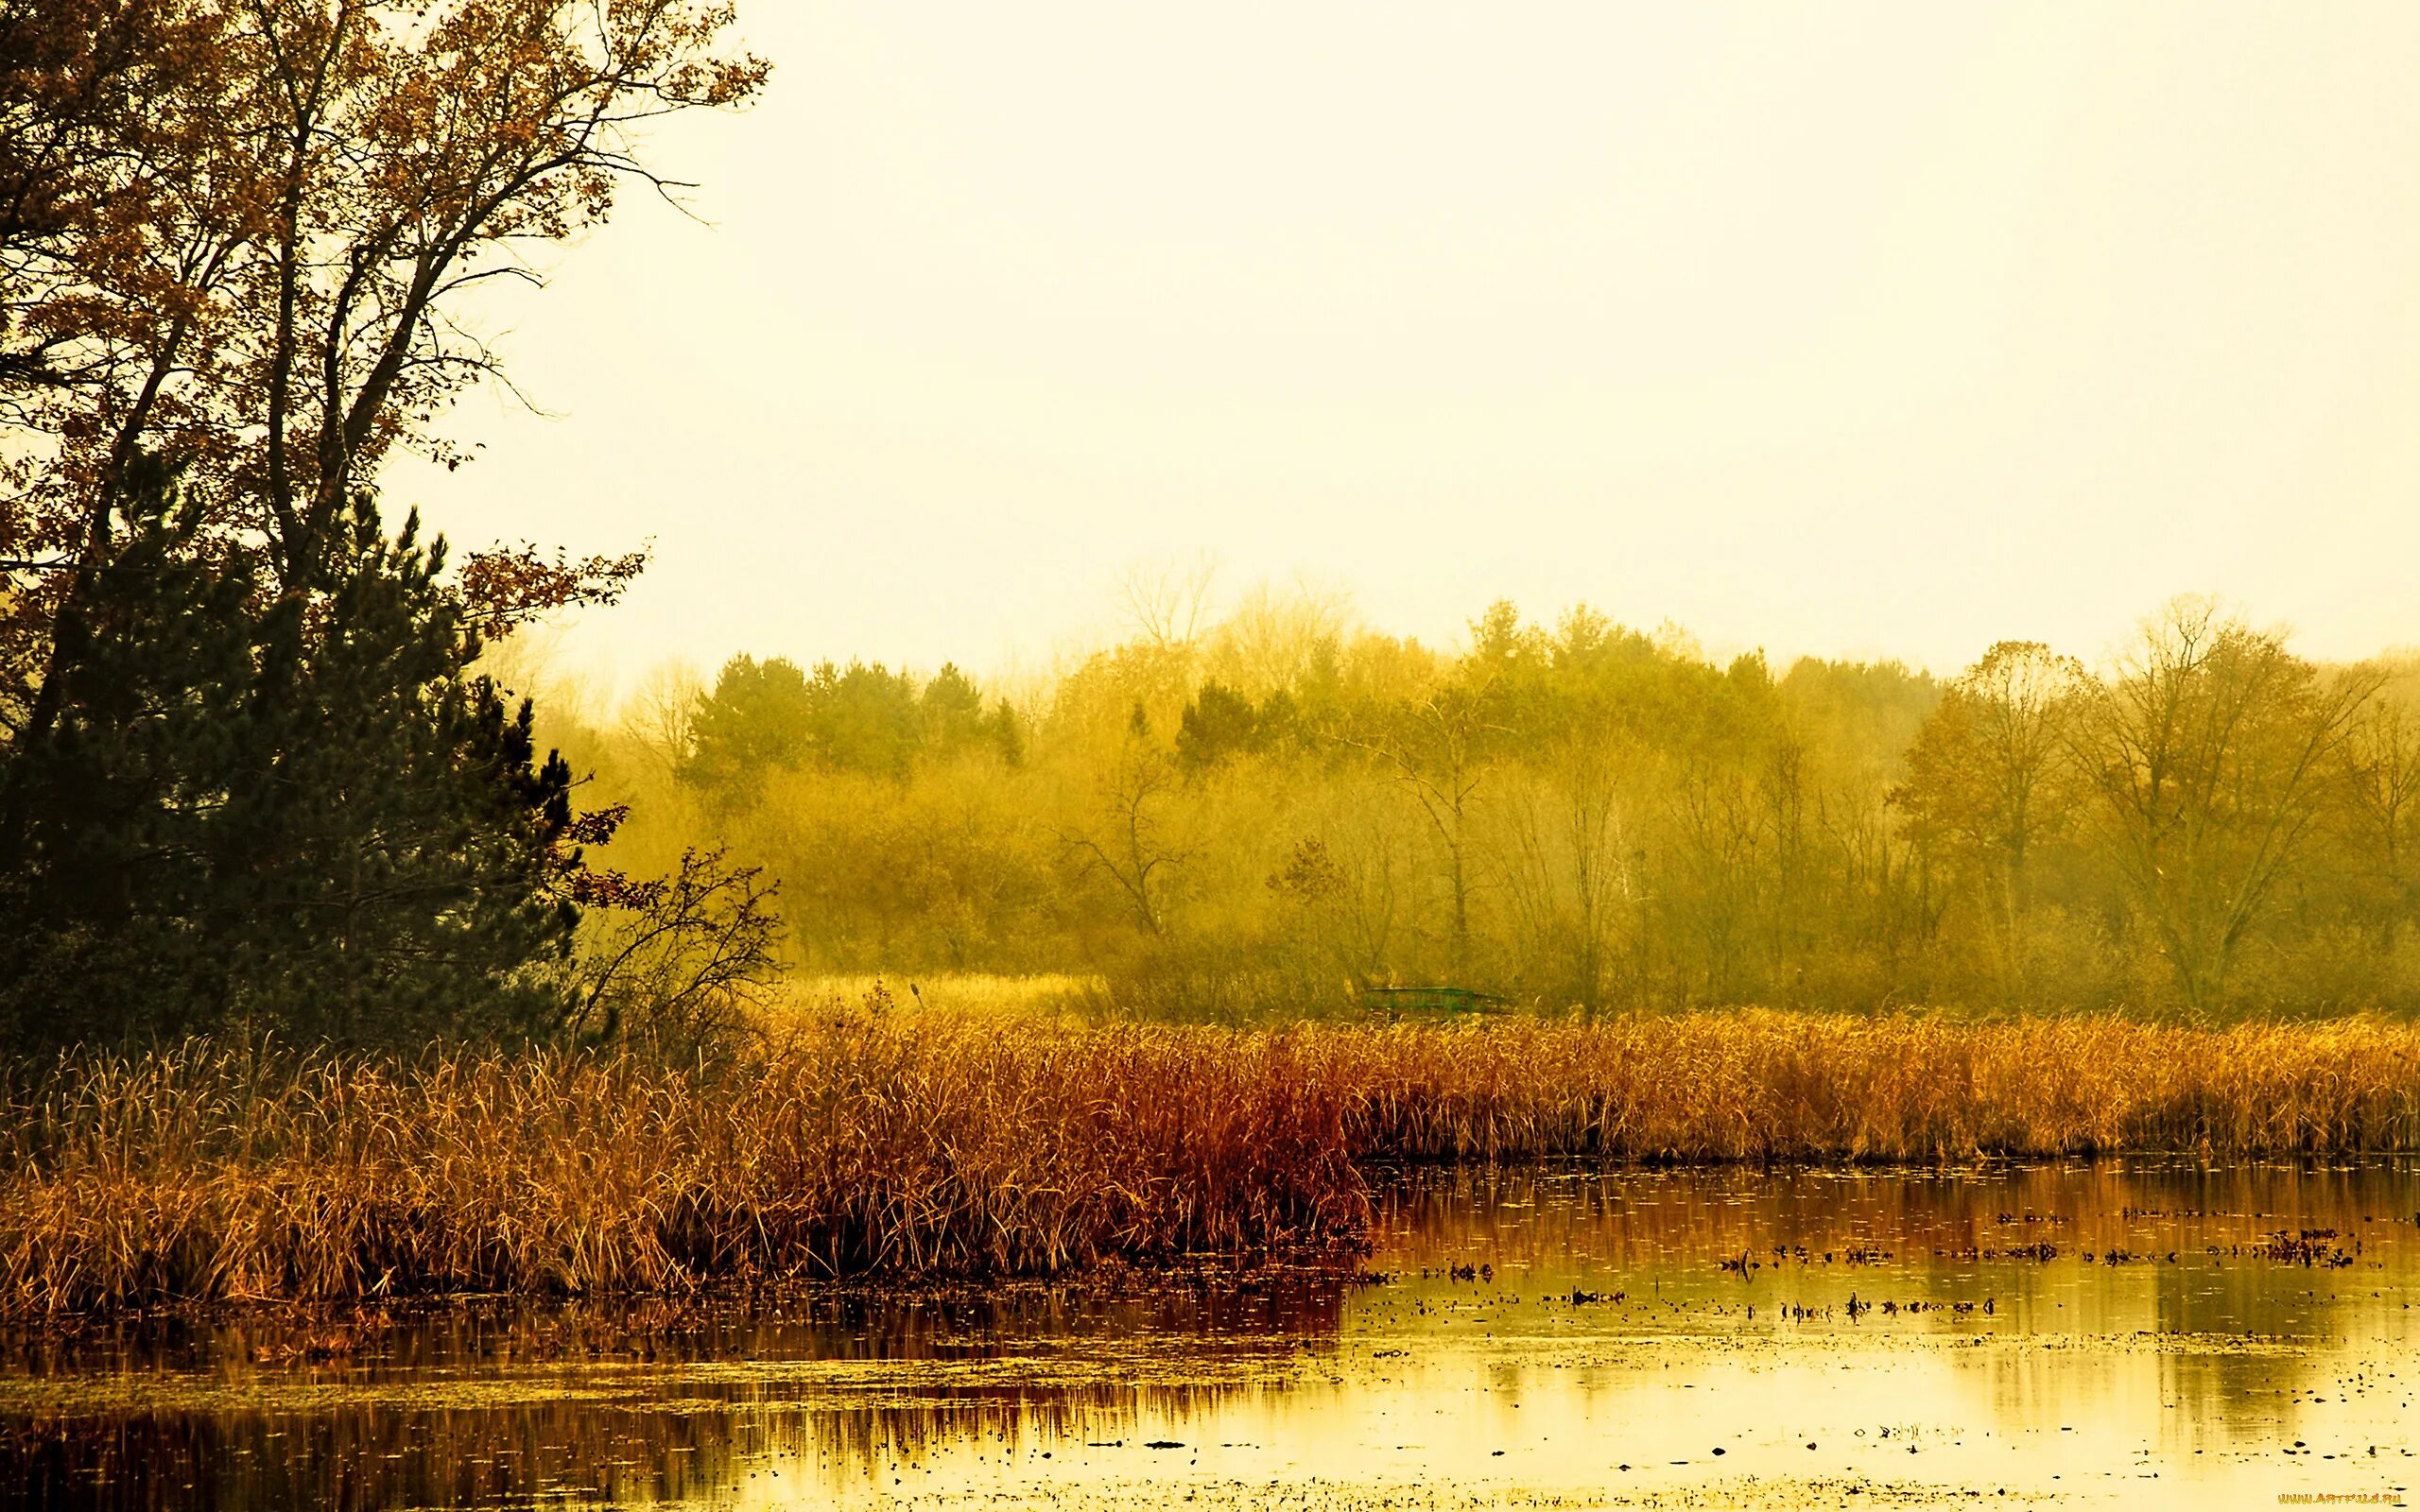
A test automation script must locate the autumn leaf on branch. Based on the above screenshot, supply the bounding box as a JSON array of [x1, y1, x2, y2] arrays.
[[457, 538, 650, 637], [2, 0, 768, 737]]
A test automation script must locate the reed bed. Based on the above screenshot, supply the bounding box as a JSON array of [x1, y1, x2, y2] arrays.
[[0, 1013, 1362, 1317], [1330, 1011, 2420, 1161], [3, 1008, 2416, 1316]]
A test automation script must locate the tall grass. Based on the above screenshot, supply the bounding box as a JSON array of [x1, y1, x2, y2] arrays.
[[1330, 1011, 2420, 1161], [0, 1014, 1361, 1317], [4, 1008, 2416, 1315]]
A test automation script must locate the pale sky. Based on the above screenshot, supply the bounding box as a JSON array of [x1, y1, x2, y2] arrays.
[[394, 2, 2420, 694]]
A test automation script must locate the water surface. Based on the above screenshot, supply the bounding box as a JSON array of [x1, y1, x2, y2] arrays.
[[7, 1159, 2417, 1508]]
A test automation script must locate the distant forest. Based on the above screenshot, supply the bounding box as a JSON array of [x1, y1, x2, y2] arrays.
[[553, 589, 2420, 1019]]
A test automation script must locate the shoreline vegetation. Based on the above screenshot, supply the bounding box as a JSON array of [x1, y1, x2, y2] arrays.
[[7, 1000, 2418, 1319]]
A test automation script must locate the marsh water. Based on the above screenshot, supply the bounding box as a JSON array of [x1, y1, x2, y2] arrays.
[[5, 1160, 2417, 1509]]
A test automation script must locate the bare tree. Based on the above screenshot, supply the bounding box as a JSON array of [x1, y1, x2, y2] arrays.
[[1893, 640, 2086, 992], [568, 846, 781, 1052], [1202, 576, 1351, 696], [1345, 679, 1497, 976], [1115, 551, 1219, 653], [2071, 599, 2378, 1012], [1497, 726, 1632, 1006], [2331, 673, 2420, 940], [621, 655, 703, 780], [1060, 743, 1194, 936], [1268, 792, 1414, 995]]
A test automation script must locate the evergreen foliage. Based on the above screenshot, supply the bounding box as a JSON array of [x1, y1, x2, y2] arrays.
[[0, 472, 579, 1049], [683, 651, 1027, 806]]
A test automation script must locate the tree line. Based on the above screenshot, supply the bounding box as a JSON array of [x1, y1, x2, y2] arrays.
[[562, 591, 2420, 1019]]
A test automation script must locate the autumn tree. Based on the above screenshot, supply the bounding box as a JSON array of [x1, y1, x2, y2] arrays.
[[564, 844, 779, 1052], [0, 1, 767, 1048], [1640, 654, 1789, 1003], [1115, 551, 1217, 654], [1, 0, 244, 730], [1, 0, 767, 765], [917, 662, 988, 756], [1201, 577, 1349, 697], [588, 582, 2420, 1018], [2, 1, 183, 398], [805, 660, 920, 778], [1267, 824, 1407, 996]]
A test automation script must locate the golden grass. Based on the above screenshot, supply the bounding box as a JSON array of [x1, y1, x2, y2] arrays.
[[770, 972, 1099, 1022], [1332, 1011, 2420, 1162], [4, 1007, 2416, 1316], [0, 1012, 1361, 1317]]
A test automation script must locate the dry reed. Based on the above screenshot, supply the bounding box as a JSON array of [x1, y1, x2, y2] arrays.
[[4, 1008, 2415, 1316], [1329, 1011, 2420, 1161]]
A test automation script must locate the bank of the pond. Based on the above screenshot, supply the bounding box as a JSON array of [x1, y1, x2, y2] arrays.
[[5, 1009, 2418, 1316]]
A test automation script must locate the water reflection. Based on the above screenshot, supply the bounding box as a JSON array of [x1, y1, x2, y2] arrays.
[[5, 1158, 2417, 1508]]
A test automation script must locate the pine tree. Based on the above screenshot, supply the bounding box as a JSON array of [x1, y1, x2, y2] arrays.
[[0, 472, 580, 1049]]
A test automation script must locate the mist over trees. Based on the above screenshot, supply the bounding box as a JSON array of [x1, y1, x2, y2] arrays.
[[556, 592, 2420, 1020], [7, 3, 2414, 1046]]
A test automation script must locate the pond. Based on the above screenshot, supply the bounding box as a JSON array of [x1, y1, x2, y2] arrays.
[[5, 1159, 2417, 1508]]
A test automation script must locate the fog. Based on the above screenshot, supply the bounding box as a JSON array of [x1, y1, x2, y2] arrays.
[[395, 2, 2420, 693], [536, 587, 2420, 1018]]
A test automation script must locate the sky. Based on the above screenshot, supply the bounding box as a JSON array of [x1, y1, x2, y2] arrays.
[[391, 2, 2420, 696]]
